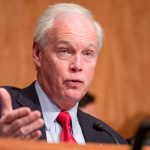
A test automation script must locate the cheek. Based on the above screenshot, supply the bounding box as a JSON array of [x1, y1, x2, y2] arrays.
[[86, 65, 96, 81], [43, 51, 67, 76], [84, 56, 97, 80], [40, 57, 58, 82], [45, 60, 67, 85]]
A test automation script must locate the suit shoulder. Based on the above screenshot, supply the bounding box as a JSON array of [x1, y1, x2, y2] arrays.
[[78, 109, 128, 144], [0, 86, 23, 100], [78, 109, 102, 123], [1, 85, 21, 92]]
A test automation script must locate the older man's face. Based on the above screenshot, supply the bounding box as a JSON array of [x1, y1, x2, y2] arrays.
[[35, 15, 98, 110]]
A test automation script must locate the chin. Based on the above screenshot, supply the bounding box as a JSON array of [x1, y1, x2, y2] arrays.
[[64, 90, 83, 102]]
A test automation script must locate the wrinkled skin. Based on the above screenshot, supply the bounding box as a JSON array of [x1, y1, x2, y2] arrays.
[[33, 15, 98, 110]]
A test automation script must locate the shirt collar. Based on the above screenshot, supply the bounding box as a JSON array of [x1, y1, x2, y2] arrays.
[[35, 81, 79, 130]]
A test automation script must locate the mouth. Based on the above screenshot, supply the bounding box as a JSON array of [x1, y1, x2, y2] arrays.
[[64, 80, 84, 88]]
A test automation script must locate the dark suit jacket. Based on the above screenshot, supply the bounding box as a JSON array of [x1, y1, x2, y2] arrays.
[[0, 82, 127, 144]]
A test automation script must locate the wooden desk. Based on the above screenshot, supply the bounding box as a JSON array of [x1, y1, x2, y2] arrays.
[[0, 138, 149, 150]]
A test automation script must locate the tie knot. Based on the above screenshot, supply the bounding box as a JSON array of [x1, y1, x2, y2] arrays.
[[57, 111, 71, 126]]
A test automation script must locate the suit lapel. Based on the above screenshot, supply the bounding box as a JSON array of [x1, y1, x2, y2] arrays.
[[77, 109, 98, 143], [15, 82, 46, 140], [16, 82, 41, 110]]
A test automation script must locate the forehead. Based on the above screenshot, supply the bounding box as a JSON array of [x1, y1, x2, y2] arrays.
[[49, 15, 97, 46]]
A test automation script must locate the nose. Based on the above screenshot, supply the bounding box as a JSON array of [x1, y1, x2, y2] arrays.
[[69, 55, 83, 72]]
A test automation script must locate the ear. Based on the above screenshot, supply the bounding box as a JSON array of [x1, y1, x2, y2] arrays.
[[32, 42, 41, 67]]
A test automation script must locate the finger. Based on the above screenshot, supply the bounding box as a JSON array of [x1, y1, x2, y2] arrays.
[[2, 110, 41, 135], [0, 107, 31, 124], [11, 118, 44, 137], [22, 118, 44, 135], [23, 130, 42, 140], [0, 108, 31, 137], [0, 88, 13, 116], [29, 130, 42, 140]]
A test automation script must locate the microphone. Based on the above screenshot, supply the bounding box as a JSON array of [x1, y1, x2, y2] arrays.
[[93, 121, 119, 144]]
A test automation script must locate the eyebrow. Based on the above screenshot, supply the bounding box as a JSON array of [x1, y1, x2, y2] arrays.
[[56, 39, 96, 50]]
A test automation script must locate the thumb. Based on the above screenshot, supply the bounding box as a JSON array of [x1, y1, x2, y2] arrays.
[[0, 88, 13, 116]]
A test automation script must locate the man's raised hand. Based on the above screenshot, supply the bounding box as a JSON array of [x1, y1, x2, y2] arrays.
[[0, 88, 44, 140]]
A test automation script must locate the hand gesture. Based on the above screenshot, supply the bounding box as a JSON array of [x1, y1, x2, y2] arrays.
[[0, 88, 44, 140]]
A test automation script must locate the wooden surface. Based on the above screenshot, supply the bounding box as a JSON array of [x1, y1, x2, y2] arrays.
[[0, 0, 150, 138], [0, 138, 150, 150], [0, 138, 135, 150]]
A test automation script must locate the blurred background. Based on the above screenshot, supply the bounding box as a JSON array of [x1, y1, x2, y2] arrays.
[[0, 0, 150, 139]]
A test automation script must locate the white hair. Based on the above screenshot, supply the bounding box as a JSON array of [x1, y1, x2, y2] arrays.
[[33, 3, 104, 52]]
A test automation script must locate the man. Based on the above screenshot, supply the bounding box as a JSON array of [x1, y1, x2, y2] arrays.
[[0, 3, 127, 144]]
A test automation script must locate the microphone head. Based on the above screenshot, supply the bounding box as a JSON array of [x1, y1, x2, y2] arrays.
[[93, 121, 104, 131], [93, 121, 120, 144]]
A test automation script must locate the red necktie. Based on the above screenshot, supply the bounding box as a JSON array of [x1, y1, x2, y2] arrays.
[[57, 111, 77, 143]]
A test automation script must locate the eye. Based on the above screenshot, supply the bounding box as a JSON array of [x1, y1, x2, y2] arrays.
[[82, 50, 96, 61], [59, 48, 68, 53], [84, 51, 94, 56], [57, 48, 71, 60]]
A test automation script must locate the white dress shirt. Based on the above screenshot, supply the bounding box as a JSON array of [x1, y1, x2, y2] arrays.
[[35, 81, 85, 144]]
